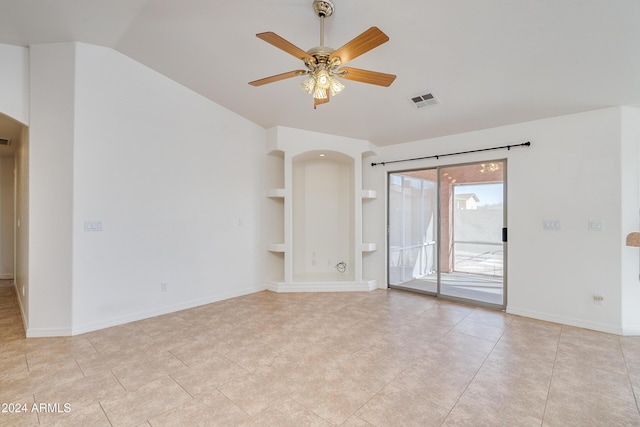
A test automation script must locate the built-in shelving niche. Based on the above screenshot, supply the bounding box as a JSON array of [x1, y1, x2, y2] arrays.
[[265, 126, 377, 292], [265, 150, 285, 284]]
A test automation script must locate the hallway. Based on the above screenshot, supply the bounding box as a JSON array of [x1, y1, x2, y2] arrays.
[[0, 280, 23, 342]]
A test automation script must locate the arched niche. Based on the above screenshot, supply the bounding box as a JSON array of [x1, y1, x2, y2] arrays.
[[292, 150, 355, 282]]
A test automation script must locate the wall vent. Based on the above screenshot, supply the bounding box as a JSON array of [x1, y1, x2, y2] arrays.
[[0, 138, 11, 146], [410, 92, 440, 109]]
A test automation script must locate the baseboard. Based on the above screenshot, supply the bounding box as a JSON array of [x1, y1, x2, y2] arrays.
[[0, 273, 14, 280], [14, 282, 28, 336], [507, 306, 624, 335], [622, 326, 640, 336], [266, 280, 377, 293], [27, 326, 73, 337], [69, 285, 267, 336]]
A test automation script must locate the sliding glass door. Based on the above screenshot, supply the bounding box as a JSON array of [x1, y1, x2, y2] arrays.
[[388, 161, 506, 308], [388, 170, 438, 292]]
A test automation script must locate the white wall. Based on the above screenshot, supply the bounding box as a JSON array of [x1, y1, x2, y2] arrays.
[[24, 42, 266, 336], [364, 107, 636, 334], [621, 107, 640, 334], [0, 44, 29, 125], [15, 126, 29, 325], [28, 43, 76, 336], [70, 43, 266, 334], [0, 157, 14, 279]]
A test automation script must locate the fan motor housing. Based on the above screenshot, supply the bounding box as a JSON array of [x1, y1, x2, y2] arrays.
[[307, 46, 335, 59]]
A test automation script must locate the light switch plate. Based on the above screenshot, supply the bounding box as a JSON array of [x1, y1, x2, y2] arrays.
[[588, 219, 603, 231], [84, 220, 103, 232], [543, 219, 561, 230]]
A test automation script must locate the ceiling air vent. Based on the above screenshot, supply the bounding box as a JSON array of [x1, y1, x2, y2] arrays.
[[0, 138, 11, 146], [410, 92, 439, 109]]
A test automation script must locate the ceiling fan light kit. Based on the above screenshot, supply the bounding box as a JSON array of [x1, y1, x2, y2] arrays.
[[249, 0, 396, 109]]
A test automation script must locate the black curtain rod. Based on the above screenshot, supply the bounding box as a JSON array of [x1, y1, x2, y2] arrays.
[[371, 141, 531, 167]]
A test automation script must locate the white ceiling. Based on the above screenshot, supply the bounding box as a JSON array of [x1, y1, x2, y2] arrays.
[[1, 0, 639, 146]]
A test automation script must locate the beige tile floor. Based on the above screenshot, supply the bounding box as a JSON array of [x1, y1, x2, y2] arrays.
[[1, 281, 639, 426]]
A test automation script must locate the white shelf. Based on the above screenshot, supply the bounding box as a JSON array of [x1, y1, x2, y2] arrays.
[[267, 243, 285, 253], [268, 278, 377, 293], [267, 189, 286, 198], [361, 189, 377, 199], [361, 242, 377, 252], [293, 272, 355, 283]]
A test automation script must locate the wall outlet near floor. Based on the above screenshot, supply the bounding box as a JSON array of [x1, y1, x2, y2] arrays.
[[160, 282, 168, 292], [593, 294, 604, 305]]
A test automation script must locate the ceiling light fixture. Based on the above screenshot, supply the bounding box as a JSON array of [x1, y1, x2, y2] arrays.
[[298, 2, 347, 107], [299, 64, 345, 102], [249, 0, 396, 109]]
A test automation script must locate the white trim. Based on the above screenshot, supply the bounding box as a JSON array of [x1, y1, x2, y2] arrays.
[[507, 306, 624, 335], [14, 281, 27, 336], [26, 326, 73, 337], [66, 285, 266, 336], [267, 280, 377, 293], [621, 326, 640, 336]]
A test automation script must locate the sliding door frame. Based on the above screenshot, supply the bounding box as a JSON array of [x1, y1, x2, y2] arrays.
[[387, 159, 507, 310]]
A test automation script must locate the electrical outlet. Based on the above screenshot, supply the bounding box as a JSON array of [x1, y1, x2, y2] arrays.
[[593, 294, 604, 305], [161, 282, 168, 292]]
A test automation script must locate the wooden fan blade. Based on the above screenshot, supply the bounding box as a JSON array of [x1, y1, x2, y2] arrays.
[[249, 70, 307, 86], [339, 67, 396, 87], [314, 90, 330, 109], [329, 27, 389, 65], [256, 32, 315, 61]]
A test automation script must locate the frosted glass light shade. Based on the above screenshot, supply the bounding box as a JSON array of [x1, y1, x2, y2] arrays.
[[299, 69, 344, 101], [329, 78, 344, 96], [299, 75, 315, 95]]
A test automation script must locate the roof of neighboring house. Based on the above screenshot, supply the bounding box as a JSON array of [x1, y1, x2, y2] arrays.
[[455, 193, 480, 202]]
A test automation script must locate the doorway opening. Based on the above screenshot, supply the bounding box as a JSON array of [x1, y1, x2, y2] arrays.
[[388, 160, 506, 308], [0, 156, 15, 284]]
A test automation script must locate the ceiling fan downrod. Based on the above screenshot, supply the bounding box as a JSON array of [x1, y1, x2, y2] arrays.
[[313, 0, 334, 47]]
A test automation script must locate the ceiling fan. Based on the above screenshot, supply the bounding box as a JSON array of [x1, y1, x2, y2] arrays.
[[249, 0, 396, 109]]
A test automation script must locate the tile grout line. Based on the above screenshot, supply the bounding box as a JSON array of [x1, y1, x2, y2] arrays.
[[98, 401, 114, 426], [619, 337, 640, 417], [540, 324, 564, 426], [439, 311, 511, 425]]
